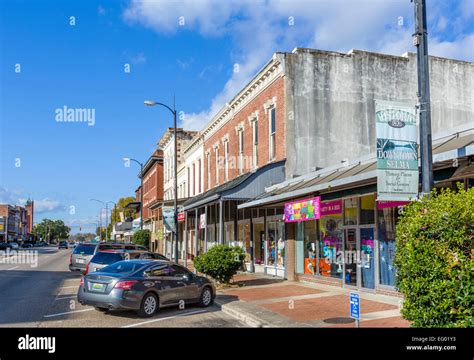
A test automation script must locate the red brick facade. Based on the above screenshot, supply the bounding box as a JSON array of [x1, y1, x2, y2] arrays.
[[204, 76, 286, 190], [142, 150, 164, 222]]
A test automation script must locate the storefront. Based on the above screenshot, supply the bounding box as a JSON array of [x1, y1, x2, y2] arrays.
[[238, 124, 474, 291]]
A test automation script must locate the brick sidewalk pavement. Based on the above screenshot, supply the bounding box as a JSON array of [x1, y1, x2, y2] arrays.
[[216, 273, 410, 328]]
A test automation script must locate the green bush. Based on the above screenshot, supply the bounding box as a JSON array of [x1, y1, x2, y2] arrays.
[[394, 185, 473, 328], [132, 229, 150, 249], [193, 245, 245, 284]]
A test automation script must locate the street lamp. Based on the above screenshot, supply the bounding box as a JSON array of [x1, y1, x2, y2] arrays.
[[144, 98, 179, 264], [90, 199, 113, 242], [107, 201, 117, 241], [123, 157, 144, 230]]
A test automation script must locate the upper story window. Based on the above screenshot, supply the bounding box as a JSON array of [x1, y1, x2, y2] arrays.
[[238, 129, 244, 175], [224, 140, 229, 181], [206, 152, 211, 190], [252, 119, 258, 169], [269, 107, 276, 161], [214, 146, 219, 185]]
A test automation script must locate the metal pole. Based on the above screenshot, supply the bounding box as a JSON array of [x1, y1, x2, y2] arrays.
[[414, 0, 433, 195], [173, 99, 179, 264], [140, 164, 144, 230], [99, 209, 102, 242], [105, 203, 108, 241]]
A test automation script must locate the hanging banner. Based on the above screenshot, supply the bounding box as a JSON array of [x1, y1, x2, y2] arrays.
[[284, 197, 321, 223], [199, 213, 206, 230], [375, 100, 419, 201], [162, 206, 175, 233]]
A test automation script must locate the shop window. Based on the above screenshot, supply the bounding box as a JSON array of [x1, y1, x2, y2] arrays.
[[360, 194, 375, 224], [267, 220, 276, 266], [253, 222, 265, 265], [377, 207, 399, 287], [303, 220, 318, 275], [344, 198, 358, 225], [319, 212, 344, 279]]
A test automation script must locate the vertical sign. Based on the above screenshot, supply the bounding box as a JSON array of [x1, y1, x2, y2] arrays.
[[350, 292, 360, 327], [376, 100, 418, 201], [162, 206, 175, 233], [199, 213, 206, 230]]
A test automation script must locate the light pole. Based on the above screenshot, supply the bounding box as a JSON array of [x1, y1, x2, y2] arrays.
[[144, 99, 179, 264], [413, 0, 433, 195], [90, 199, 111, 242], [123, 158, 144, 230], [107, 201, 117, 241]]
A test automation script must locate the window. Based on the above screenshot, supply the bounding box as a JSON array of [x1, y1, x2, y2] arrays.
[[252, 120, 258, 169], [224, 140, 229, 181], [207, 153, 211, 190], [145, 265, 171, 277], [269, 107, 276, 160], [197, 159, 201, 194], [170, 264, 190, 276], [238, 129, 244, 174], [214, 147, 219, 185]]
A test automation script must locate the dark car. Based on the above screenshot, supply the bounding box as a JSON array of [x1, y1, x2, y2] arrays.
[[78, 260, 215, 317], [21, 243, 34, 248], [0, 242, 13, 251], [86, 250, 168, 274], [36, 241, 49, 247], [58, 241, 68, 249]]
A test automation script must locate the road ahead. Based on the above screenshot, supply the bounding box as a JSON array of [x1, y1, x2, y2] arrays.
[[0, 247, 244, 328]]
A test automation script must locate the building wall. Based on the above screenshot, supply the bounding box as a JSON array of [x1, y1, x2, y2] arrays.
[[203, 75, 286, 190], [184, 140, 204, 197], [284, 48, 474, 178], [142, 160, 164, 221]]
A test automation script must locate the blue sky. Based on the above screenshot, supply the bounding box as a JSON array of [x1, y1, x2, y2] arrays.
[[1, 0, 473, 233]]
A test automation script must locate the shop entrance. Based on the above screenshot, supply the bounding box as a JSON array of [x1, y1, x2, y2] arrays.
[[343, 227, 375, 290]]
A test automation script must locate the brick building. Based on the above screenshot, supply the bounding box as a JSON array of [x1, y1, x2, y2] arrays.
[[0, 200, 34, 243]]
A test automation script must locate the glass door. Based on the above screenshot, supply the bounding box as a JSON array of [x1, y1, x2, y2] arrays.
[[360, 228, 375, 289], [344, 228, 358, 287]]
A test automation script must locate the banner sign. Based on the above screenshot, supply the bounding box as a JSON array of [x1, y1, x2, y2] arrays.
[[162, 206, 175, 233], [177, 212, 185, 222], [376, 100, 418, 201], [199, 213, 206, 230], [376, 200, 410, 209], [284, 197, 321, 223], [320, 200, 343, 216]]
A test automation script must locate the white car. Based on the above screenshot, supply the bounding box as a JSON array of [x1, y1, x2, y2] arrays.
[[9, 242, 19, 250]]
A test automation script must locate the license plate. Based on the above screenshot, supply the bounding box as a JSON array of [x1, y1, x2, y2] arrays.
[[76, 258, 85, 264], [91, 283, 105, 291]]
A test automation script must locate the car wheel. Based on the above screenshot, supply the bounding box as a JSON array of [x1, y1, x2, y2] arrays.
[[137, 293, 158, 318], [95, 307, 108, 312], [198, 286, 213, 307]]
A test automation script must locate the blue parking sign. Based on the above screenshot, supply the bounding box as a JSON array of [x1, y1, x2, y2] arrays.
[[350, 292, 360, 320]]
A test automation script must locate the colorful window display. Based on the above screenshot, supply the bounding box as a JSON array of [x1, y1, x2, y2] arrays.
[[285, 197, 321, 223], [377, 205, 399, 287], [319, 211, 344, 279]]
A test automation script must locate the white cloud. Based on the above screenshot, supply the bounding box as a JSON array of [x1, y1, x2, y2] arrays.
[[123, 0, 473, 130], [32, 199, 65, 213], [0, 187, 65, 213], [430, 34, 474, 61]]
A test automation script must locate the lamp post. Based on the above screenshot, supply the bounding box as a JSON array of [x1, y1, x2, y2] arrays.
[[144, 99, 179, 264], [90, 199, 112, 242], [123, 158, 144, 230], [107, 201, 117, 241]]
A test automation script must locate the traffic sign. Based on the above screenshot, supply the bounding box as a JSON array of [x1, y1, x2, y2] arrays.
[[350, 292, 360, 326]]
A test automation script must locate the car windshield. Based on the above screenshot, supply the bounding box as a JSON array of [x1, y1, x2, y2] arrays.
[[98, 244, 124, 250], [100, 261, 144, 274], [91, 252, 123, 264], [73, 245, 96, 255]]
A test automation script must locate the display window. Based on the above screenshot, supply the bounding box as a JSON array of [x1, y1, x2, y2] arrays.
[[319, 213, 344, 278], [377, 206, 398, 287]]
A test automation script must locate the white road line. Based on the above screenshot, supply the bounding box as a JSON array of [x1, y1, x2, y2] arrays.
[[7, 266, 19, 270], [43, 308, 94, 318], [121, 309, 208, 328], [54, 296, 77, 301], [59, 286, 79, 289]]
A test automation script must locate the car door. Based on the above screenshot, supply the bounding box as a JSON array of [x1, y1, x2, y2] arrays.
[[143, 265, 176, 305], [168, 265, 200, 303]]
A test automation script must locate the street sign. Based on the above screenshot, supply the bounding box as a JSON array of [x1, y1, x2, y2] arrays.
[[350, 292, 360, 327]]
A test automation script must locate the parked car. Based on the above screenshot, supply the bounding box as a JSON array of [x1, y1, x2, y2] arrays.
[[85, 250, 168, 274], [36, 241, 48, 247], [58, 241, 68, 249], [78, 260, 215, 317], [9, 242, 19, 250], [70, 243, 150, 273], [21, 243, 33, 248], [0, 242, 13, 251]]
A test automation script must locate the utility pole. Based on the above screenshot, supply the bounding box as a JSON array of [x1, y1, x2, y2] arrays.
[[413, 0, 433, 195]]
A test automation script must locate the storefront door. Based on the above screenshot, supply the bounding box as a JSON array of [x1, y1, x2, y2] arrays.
[[343, 227, 375, 290]]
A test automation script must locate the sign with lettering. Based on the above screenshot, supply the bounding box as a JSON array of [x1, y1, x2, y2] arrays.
[[284, 197, 321, 223], [375, 100, 418, 201], [350, 292, 360, 320], [320, 200, 342, 216]]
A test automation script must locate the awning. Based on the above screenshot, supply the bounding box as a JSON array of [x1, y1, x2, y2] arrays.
[[238, 123, 474, 210], [183, 160, 285, 211]]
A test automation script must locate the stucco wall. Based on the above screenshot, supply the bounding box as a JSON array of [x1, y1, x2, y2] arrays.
[[284, 48, 474, 179]]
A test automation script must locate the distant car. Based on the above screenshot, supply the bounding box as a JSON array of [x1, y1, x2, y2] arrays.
[[78, 260, 215, 317], [21, 243, 33, 248], [9, 242, 19, 250], [58, 241, 68, 249], [69, 243, 98, 273], [85, 250, 168, 274], [36, 241, 48, 247], [0, 242, 13, 251]]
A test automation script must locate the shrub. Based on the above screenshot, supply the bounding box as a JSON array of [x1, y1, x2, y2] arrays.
[[193, 245, 245, 284], [132, 229, 150, 249], [394, 185, 473, 328]]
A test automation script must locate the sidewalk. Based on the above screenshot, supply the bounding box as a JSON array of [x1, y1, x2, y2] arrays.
[[215, 273, 410, 328]]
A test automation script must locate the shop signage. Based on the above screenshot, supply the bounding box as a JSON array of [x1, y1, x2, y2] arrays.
[[376, 200, 410, 209], [177, 212, 185, 222], [284, 197, 321, 223], [320, 200, 342, 216], [199, 213, 206, 230], [350, 292, 360, 322], [162, 206, 175, 233], [375, 100, 419, 201]]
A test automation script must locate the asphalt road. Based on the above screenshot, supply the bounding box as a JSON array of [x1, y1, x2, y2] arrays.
[[0, 247, 244, 328]]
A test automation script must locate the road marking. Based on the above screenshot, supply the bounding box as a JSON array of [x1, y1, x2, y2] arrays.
[[121, 309, 208, 328], [7, 266, 19, 270], [59, 286, 79, 289], [43, 308, 94, 318], [54, 295, 77, 301]]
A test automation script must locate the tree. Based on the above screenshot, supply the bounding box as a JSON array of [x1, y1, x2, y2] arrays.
[[33, 219, 70, 242], [194, 245, 246, 284], [132, 230, 150, 249], [395, 185, 473, 328], [110, 197, 137, 223]]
